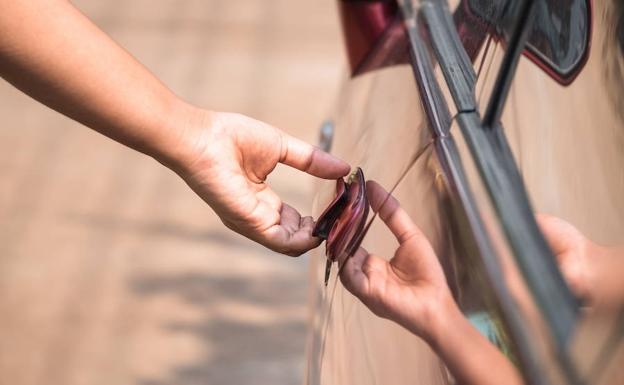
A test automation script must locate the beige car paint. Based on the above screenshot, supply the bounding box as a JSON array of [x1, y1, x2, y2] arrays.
[[307, 0, 624, 384]]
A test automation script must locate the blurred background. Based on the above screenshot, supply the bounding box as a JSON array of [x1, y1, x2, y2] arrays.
[[0, 1, 343, 384]]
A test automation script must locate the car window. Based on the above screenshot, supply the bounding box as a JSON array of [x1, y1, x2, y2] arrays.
[[401, 0, 621, 384]]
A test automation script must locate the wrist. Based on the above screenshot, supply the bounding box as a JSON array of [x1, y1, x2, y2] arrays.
[[149, 99, 212, 176], [421, 293, 466, 350]]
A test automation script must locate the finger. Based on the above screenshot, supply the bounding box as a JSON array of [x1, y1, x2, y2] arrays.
[[367, 180, 421, 244], [267, 226, 320, 257], [341, 247, 388, 299], [340, 247, 371, 296], [264, 204, 321, 256], [300, 215, 315, 229], [280, 203, 302, 233], [279, 132, 350, 179]]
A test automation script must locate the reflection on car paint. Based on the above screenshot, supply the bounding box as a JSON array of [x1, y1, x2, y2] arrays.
[[340, 0, 593, 85], [462, 0, 592, 85], [309, 1, 623, 385], [338, 0, 408, 76]]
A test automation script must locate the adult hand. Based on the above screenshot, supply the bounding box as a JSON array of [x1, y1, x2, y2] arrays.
[[537, 214, 624, 306], [340, 181, 524, 385], [339, 181, 453, 340], [172, 110, 350, 256], [0, 1, 350, 256], [537, 214, 595, 302]]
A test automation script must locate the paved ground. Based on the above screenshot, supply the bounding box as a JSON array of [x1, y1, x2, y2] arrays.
[[0, 1, 342, 384]]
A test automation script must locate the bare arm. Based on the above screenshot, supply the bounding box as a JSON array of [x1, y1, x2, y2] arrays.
[[429, 299, 522, 385], [0, 0, 350, 255], [0, 0, 188, 167], [341, 181, 523, 385]]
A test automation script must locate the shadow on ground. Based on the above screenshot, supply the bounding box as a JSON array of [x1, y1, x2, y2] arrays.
[[130, 271, 307, 385]]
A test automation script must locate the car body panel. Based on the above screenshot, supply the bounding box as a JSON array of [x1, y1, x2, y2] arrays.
[[307, 0, 624, 384]]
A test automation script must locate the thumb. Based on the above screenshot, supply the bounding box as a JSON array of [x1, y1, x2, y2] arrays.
[[279, 131, 350, 179]]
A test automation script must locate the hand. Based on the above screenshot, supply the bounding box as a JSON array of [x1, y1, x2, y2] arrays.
[[341, 182, 524, 385], [0, 0, 351, 256], [537, 214, 624, 307], [536, 214, 595, 302], [170, 110, 350, 256], [340, 181, 454, 341]]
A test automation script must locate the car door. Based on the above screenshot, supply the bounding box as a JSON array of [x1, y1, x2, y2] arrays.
[[307, 1, 623, 384]]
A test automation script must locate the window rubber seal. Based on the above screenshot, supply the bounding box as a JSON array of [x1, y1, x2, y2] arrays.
[[400, 1, 583, 384]]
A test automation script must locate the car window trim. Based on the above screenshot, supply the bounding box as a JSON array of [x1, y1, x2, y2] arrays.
[[400, 1, 582, 384]]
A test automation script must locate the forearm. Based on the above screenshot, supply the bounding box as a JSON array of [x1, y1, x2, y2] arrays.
[[0, 0, 196, 169], [427, 300, 524, 385]]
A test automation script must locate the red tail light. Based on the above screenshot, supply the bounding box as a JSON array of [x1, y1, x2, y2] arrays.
[[338, 0, 407, 76]]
